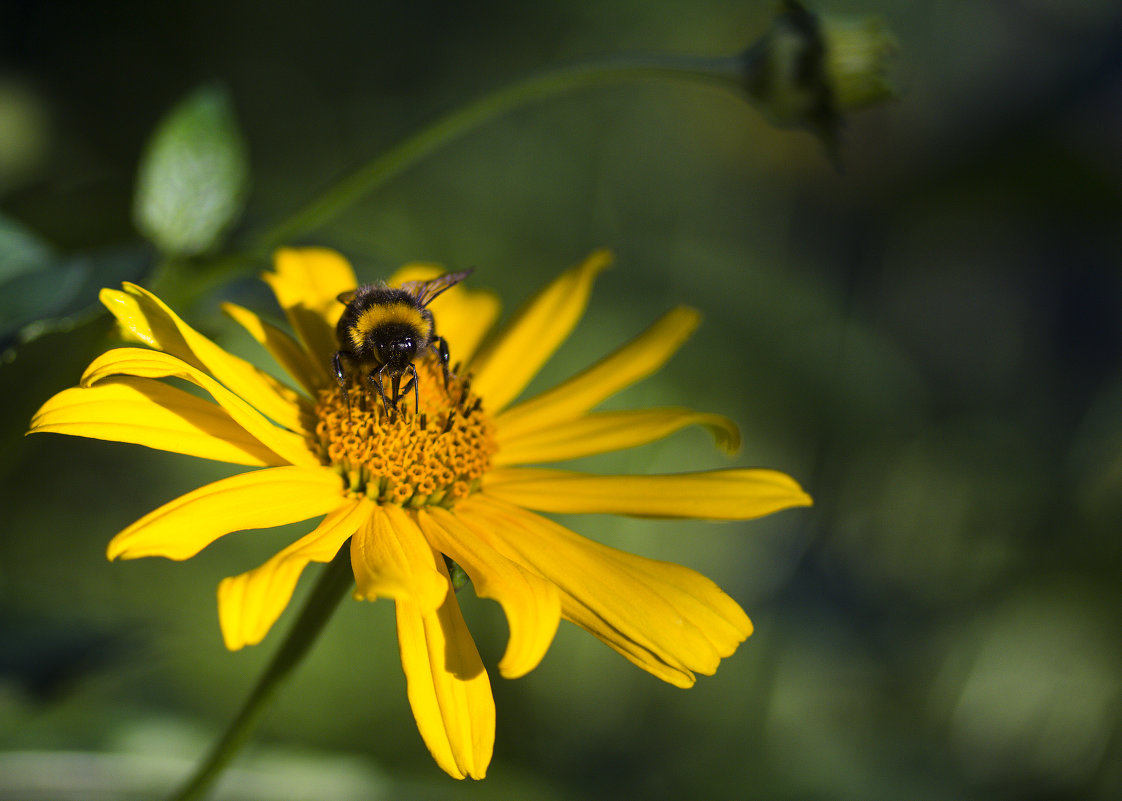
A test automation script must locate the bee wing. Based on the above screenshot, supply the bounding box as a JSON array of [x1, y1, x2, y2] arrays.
[[400, 269, 474, 307], [336, 289, 358, 304]]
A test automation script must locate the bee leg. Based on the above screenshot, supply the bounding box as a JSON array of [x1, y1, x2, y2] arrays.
[[389, 372, 403, 416], [400, 374, 416, 397], [333, 351, 352, 423], [432, 335, 452, 389], [371, 365, 393, 417], [405, 363, 420, 415]]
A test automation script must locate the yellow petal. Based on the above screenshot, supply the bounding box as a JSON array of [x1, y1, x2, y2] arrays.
[[483, 467, 812, 519], [100, 284, 307, 431], [387, 264, 445, 285], [418, 507, 561, 679], [222, 302, 330, 394], [29, 376, 287, 467], [263, 248, 357, 364], [396, 562, 494, 779], [459, 496, 753, 687], [107, 465, 344, 561], [350, 505, 448, 612], [82, 348, 319, 468], [429, 290, 500, 368], [218, 498, 372, 650], [494, 306, 700, 439], [494, 407, 740, 467], [469, 250, 612, 412], [386, 263, 501, 365]]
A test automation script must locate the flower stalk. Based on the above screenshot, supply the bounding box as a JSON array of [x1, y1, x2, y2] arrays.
[[169, 54, 743, 304], [252, 54, 743, 251], [169, 546, 354, 801]]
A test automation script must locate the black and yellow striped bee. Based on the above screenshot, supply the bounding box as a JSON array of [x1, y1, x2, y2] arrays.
[[333, 270, 472, 417]]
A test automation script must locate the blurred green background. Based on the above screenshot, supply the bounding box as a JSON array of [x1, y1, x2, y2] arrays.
[[2, 1, 1121, 799]]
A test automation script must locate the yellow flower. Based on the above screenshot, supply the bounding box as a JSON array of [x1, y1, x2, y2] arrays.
[[29, 248, 811, 779]]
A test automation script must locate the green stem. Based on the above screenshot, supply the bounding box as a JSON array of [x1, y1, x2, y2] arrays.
[[252, 54, 742, 250], [169, 547, 354, 801]]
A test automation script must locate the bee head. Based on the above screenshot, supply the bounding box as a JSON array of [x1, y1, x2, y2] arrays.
[[371, 323, 419, 369]]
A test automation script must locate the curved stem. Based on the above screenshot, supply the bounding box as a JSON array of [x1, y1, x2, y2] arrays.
[[169, 547, 355, 801], [252, 54, 742, 250]]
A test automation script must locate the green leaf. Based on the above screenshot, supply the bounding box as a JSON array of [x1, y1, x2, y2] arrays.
[[133, 85, 249, 257], [0, 235, 151, 363], [0, 213, 54, 283]]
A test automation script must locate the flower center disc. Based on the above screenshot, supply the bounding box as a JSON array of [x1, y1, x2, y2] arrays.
[[312, 357, 496, 507]]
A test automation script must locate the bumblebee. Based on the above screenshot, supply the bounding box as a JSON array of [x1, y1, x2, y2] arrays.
[[333, 270, 472, 417]]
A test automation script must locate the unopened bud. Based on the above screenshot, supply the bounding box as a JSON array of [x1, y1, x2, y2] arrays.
[[740, 1, 896, 158]]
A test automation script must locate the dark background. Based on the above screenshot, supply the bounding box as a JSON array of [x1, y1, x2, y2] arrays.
[[2, 1, 1121, 799]]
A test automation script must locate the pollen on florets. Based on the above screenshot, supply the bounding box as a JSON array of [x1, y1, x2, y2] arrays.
[[311, 357, 497, 507]]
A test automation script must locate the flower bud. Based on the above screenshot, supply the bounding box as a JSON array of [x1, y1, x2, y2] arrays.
[[740, 1, 896, 157]]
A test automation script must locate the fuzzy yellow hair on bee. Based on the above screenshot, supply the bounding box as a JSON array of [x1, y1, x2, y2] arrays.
[[349, 301, 431, 353]]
